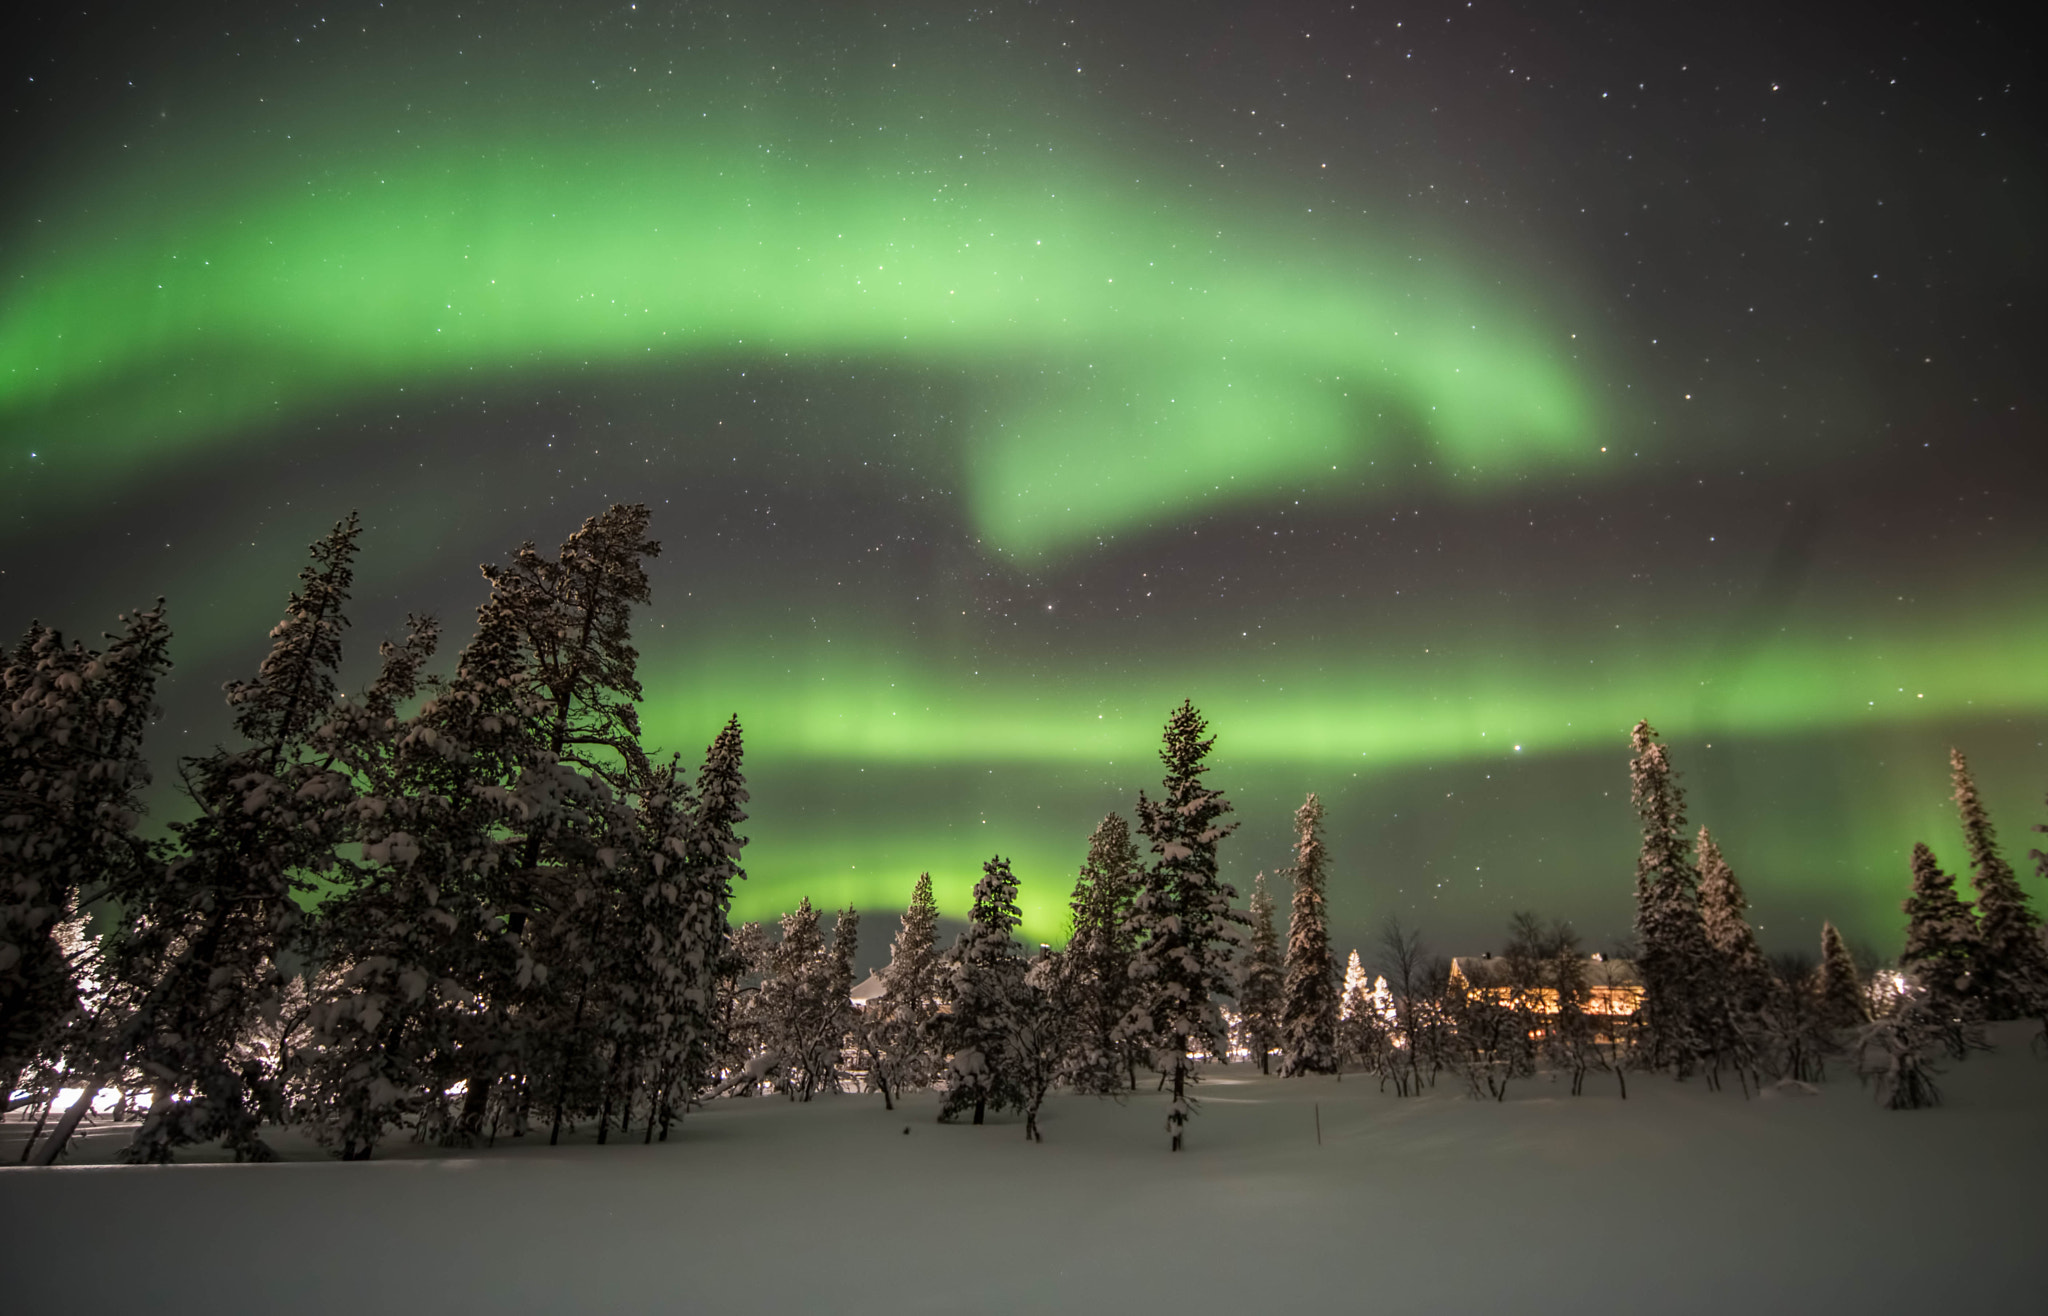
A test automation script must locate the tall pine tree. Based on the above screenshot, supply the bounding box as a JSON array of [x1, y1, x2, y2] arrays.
[[1948, 748, 2047, 1020], [1629, 721, 1724, 1076], [1120, 701, 1243, 1150], [1279, 793, 1338, 1076], [942, 857, 1029, 1124], [755, 898, 839, 1100], [1236, 873, 1284, 1074], [1063, 813, 1141, 1094], [1, 604, 170, 1124], [112, 516, 363, 1162], [1697, 827, 1772, 1016], [1816, 921, 1867, 1031], [866, 872, 942, 1109], [1900, 841, 1979, 1016], [676, 715, 748, 1109]]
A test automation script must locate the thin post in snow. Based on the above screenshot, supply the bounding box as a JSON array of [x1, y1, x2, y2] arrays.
[[1314, 1102, 1321, 1146]]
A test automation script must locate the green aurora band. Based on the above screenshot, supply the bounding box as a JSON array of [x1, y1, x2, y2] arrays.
[[1, 116, 1591, 556], [3, 58, 2043, 950]]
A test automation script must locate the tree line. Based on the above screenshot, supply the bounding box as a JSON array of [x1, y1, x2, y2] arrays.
[[3, 505, 750, 1164], [6, 506, 2045, 1162]]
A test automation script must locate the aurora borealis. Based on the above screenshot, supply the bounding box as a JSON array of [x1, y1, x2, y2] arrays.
[[3, 1, 2042, 956]]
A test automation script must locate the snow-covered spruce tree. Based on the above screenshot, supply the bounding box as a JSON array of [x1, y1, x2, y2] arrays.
[[292, 615, 464, 1160], [1628, 720, 1724, 1077], [1899, 842, 1980, 1021], [1063, 813, 1142, 1094], [1816, 921, 1867, 1032], [1236, 873, 1284, 1074], [1696, 828, 1771, 1015], [676, 715, 748, 1111], [1334, 948, 1384, 1075], [0, 603, 170, 1125], [1948, 749, 2048, 1020], [601, 751, 699, 1145], [754, 898, 842, 1100], [1279, 793, 1338, 1076], [941, 856, 1030, 1124], [103, 516, 363, 1164], [385, 598, 550, 1147], [864, 872, 942, 1109], [1119, 701, 1244, 1150], [459, 505, 662, 1141], [821, 906, 859, 1093]]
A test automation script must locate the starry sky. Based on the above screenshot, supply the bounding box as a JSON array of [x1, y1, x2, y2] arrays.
[[3, 1, 2042, 961]]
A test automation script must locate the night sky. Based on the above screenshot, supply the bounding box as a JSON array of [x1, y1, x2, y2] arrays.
[[4, 1, 2042, 960]]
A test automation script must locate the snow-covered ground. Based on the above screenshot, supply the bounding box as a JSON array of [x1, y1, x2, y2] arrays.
[[4, 1029, 2043, 1313]]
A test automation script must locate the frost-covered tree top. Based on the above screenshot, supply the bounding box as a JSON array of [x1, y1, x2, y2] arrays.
[[227, 512, 360, 768], [885, 872, 940, 999], [481, 502, 660, 773], [1817, 920, 1867, 1029], [1630, 720, 1690, 900], [1696, 828, 1767, 982], [692, 715, 749, 898]]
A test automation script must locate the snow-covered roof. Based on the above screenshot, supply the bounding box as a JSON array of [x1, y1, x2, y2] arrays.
[[849, 971, 887, 1005]]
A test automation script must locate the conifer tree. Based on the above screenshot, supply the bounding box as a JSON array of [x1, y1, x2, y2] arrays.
[[1335, 948, 1384, 1074], [1948, 749, 2047, 1020], [1900, 842, 1979, 1016], [1235, 873, 1284, 1074], [460, 505, 662, 1140], [1063, 814, 1142, 1093], [110, 516, 364, 1163], [295, 616, 463, 1159], [1696, 828, 1770, 1013], [0, 603, 170, 1121], [822, 906, 860, 1091], [754, 898, 840, 1100], [680, 716, 749, 1103], [617, 751, 699, 1142], [383, 597, 550, 1147], [942, 857, 1029, 1124], [1817, 921, 1867, 1031], [1120, 701, 1243, 1150], [1280, 793, 1338, 1076], [1628, 720, 1722, 1075], [866, 872, 941, 1108]]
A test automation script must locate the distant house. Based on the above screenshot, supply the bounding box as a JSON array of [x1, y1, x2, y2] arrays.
[[1447, 952, 1644, 1018], [849, 971, 888, 1009]]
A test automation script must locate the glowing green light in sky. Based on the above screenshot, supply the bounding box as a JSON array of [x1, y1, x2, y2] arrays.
[[6, 47, 2039, 956], [1, 118, 1592, 555]]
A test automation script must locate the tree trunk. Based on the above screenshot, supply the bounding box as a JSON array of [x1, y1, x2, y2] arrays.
[[27, 1078, 100, 1166], [550, 990, 590, 1145]]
